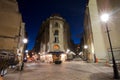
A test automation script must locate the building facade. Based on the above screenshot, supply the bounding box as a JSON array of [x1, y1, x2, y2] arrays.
[[83, 5, 95, 62], [34, 14, 73, 62], [83, 0, 120, 63], [0, 0, 26, 69]]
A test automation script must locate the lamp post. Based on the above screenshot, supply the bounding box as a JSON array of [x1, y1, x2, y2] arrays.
[[84, 45, 88, 61], [23, 38, 28, 57], [20, 38, 28, 70], [101, 13, 119, 79]]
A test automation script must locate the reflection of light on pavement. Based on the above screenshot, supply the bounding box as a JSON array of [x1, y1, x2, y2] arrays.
[[26, 63, 37, 67], [65, 61, 87, 65]]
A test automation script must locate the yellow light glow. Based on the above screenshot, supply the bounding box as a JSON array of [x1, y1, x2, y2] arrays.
[[27, 55, 29, 58], [53, 45, 59, 50]]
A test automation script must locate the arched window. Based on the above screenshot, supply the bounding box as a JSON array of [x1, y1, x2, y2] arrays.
[[54, 30, 59, 43]]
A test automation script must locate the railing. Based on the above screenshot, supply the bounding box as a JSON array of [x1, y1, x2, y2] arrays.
[[108, 47, 120, 63]]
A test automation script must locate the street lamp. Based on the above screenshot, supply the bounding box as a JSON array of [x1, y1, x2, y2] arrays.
[[84, 45, 88, 61], [25, 50, 28, 53], [84, 45, 88, 49], [100, 13, 119, 79], [23, 38, 28, 44]]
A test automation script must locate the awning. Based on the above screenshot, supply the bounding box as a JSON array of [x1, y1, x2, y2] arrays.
[[48, 51, 64, 54]]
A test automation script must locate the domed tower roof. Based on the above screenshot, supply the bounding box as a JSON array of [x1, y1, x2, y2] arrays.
[[49, 14, 65, 21], [51, 14, 61, 17]]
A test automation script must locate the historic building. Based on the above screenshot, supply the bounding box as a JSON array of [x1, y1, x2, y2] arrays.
[[0, 0, 26, 70], [83, 5, 95, 62], [83, 0, 120, 63], [34, 14, 74, 62]]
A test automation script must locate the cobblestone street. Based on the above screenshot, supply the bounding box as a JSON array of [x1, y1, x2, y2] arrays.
[[3, 61, 119, 80]]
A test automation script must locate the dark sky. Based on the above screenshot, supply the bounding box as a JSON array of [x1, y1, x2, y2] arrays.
[[17, 0, 87, 50]]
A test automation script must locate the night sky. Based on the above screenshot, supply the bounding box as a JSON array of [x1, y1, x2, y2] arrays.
[[17, 0, 87, 50]]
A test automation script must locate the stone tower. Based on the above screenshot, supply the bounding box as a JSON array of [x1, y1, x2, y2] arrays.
[[49, 15, 65, 52]]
